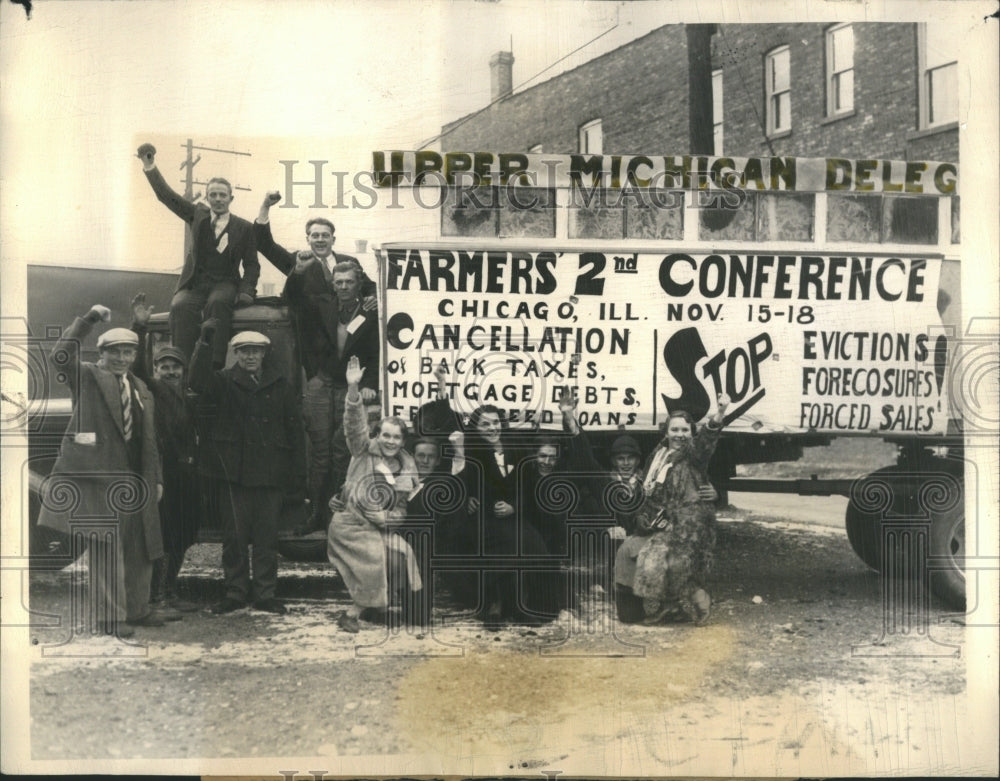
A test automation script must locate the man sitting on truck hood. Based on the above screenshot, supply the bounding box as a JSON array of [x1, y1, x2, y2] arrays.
[[254, 191, 380, 532]]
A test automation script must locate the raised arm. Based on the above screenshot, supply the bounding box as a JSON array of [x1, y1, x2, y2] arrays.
[[137, 143, 197, 223], [691, 393, 731, 469], [51, 305, 110, 395], [129, 292, 153, 384], [343, 355, 372, 457], [253, 191, 296, 275]]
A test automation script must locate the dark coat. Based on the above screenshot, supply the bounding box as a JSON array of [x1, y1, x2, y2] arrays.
[[188, 339, 305, 489], [144, 166, 259, 296], [37, 316, 163, 560], [254, 222, 379, 388]]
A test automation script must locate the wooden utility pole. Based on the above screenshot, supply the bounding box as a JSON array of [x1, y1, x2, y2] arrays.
[[179, 138, 252, 202]]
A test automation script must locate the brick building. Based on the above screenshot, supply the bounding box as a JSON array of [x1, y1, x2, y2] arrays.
[[440, 22, 958, 163]]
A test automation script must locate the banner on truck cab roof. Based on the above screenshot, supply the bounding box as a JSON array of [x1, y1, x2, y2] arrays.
[[372, 152, 959, 195], [380, 248, 950, 435]]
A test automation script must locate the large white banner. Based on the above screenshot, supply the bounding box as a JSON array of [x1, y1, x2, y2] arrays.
[[381, 247, 949, 434]]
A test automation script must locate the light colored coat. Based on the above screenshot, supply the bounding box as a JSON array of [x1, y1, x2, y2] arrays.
[[37, 316, 163, 560], [327, 394, 421, 608]]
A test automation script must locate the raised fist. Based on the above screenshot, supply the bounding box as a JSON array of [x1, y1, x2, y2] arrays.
[[264, 190, 281, 206], [88, 304, 112, 323], [136, 143, 156, 165]]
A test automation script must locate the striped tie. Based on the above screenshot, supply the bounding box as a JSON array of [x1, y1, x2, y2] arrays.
[[119, 376, 133, 441]]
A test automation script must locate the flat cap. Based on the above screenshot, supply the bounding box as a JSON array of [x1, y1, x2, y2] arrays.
[[610, 435, 641, 457], [229, 331, 271, 349], [153, 345, 186, 365], [96, 328, 139, 349]]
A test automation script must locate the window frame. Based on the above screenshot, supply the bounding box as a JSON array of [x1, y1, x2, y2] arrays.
[[578, 118, 603, 155], [711, 68, 724, 155], [918, 23, 958, 129], [825, 23, 855, 117], [764, 45, 792, 136]]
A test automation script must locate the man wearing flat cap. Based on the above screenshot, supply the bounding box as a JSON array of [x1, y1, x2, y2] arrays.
[[188, 320, 305, 615], [38, 305, 164, 638], [131, 293, 201, 614]]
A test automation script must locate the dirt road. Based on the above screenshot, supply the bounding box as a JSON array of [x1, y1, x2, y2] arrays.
[[21, 496, 980, 777]]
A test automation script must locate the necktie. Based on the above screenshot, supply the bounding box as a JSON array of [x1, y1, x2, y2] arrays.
[[211, 214, 220, 237], [119, 376, 133, 441]]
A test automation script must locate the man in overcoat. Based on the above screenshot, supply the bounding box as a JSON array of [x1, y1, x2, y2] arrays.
[[189, 322, 305, 615], [254, 191, 379, 529], [38, 306, 164, 638], [136, 142, 259, 366]]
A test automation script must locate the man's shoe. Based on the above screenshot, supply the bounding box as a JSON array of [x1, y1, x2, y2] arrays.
[[151, 605, 184, 622], [166, 595, 200, 612], [210, 597, 247, 615], [126, 613, 167, 627], [336, 611, 360, 634], [253, 598, 287, 615]]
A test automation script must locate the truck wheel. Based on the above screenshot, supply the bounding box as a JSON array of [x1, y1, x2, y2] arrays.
[[847, 464, 965, 609], [929, 501, 965, 610]]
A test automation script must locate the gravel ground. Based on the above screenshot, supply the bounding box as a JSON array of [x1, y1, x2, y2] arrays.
[[22, 499, 978, 776]]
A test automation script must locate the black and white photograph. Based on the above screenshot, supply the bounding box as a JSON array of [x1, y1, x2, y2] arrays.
[[1, 0, 998, 776]]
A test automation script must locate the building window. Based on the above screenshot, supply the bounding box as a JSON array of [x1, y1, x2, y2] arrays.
[[765, 46, 791, 135], [825, 23, 854, 115], [578, 119, 603, 154], [920, 24, 958, 128], [712, 69, 724, 155], [529, 144, 543, 154]]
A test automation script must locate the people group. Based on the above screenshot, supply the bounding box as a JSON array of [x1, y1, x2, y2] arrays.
[[36, 142, 733, 638]]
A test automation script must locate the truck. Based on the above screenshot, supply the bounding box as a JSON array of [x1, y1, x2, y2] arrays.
[[24, 150, 970, 610]]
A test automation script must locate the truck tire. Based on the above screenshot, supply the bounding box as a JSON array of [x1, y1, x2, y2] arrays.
[[847, 463, 965, 609]]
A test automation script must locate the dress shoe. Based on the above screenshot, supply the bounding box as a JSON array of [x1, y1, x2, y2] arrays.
[[210, 597, 247, 615], [253, 598, 287, 615], [126, 613, 166, 627], [167, 596, 200, 612], [337, 611, 360, 634], [150, 605, 183, 622]]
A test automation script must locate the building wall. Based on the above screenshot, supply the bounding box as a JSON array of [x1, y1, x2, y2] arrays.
[[715, 23, 957, 161], [441, 22, 958, 163], [442, 26, 691, 154]]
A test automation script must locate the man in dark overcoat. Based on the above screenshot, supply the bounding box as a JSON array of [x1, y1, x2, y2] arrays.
[[188, 322, 305, 615], [38, 306, 164, 638], [130, 293, 201, 613], [253, 191, 379, 529]]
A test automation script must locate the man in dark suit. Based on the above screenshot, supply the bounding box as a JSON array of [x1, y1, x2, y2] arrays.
[[38, 307, 165, 638], [136, 142, 259, 366], [189, 324, 305, 615], [254, 192, 380, 529]]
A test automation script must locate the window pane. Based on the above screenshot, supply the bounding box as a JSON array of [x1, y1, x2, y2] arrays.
[[698, 192, 756, 240], [569, 189, 623, 239], [713, 123, 724, 156], [928, 63, 958, 124], [772, 91, 790, 131], [770, 48, 790, 91], [756, 193, 814, 241], [441, 186, 498, 237], [882, 196, 939, 245], [827, 193, 881, 242], [712, 70, 723, 116], [625, 191, 685, 239], [834, 69, 854, 112], [831, 25, 853, 72], [925, 24, 956, 69], [499, 187, 556, 238]]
